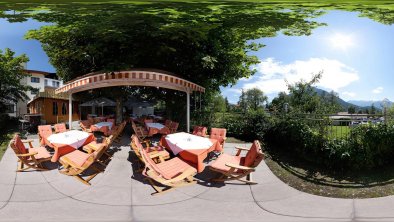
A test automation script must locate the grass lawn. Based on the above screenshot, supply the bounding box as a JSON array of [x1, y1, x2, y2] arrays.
[[327, 125, 351, 139], [265, 149, 394, 198], [0, 134, 12, 161]]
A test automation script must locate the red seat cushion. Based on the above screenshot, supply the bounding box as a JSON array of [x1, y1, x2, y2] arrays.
[[29, 147, 51, 160], [210, 153, 244, 172], [156, 157, 196, 180], [61, 150, 91, 167]]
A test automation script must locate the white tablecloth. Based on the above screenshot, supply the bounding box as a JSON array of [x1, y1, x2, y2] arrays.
[[47, 130, 90, 149], [165, 132, 213, 155], [94, 122, 113, 130], [146, 123, 165, 130]]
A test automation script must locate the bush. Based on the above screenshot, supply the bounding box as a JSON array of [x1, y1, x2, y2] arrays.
[[0, 114, 18, 145], [265, 117, 394, 171]]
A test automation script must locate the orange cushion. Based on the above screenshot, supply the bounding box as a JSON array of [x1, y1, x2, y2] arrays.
[[13, 135, 27, 155], [244, 141, 264, 167], [210, 128, 226, 144], [29, 147, 51, 160], [156, 157, 196, 180], [62, 150, 91, 167], [210, 153, 244, 172]]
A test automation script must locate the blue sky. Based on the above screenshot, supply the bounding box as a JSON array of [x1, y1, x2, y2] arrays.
[[221, 10, 394, 104], [1, 10, 394, 104]]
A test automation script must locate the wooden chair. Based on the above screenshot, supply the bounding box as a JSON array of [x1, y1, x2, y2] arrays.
[[192, 126, 207, 137], [38, 125, 54, 148], [164, 119, 172, 128], [54, 123, 67, 133], [131, 120, 150, 141], [130, 134, 170, 169], [9, 134, 52, 172], [139, 142, 197, 195], [209, 128, 227, 153], [169, 121, 179, 134], [209, 140, 264, 185], [79, 120, 92, 133], [59, 142, 108, 185]]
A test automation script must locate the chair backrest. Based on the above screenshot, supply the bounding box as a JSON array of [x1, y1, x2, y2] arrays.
[[164, 119, 172, 128], [139, 140, 174, 180], [38, 125, 53, 139], [192, 126, 207, 137], [209, 128, 227, 144], [54, 123, 67, 133], [169, 121, 179, 133], [130, 134, 143, 161], [243, 140, 265, 168], [80, 120, 91, 128], [10, 134, 28, 158]]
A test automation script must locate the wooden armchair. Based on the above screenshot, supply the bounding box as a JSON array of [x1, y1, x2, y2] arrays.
[[54, 123, 67, 133], [9, 134, 52, 172], [131, 120, 149, 141], [139, 143, 197, 195], [169, 121, 179, 134], [209, 140, 264, 185], [130, 134, 170, 170], [83, 135, 114, 165], [192, 126, 207, 137], [209, 128, 227, 153], [38, 125, 54, 148], [59, 141, 108, 185], [79, 120, 92, 133]]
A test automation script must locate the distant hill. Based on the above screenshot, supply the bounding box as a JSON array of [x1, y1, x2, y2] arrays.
[[313, 88, 381, 111], [348, 99, 393, 109]]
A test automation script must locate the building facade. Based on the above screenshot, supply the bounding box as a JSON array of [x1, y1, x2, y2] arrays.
[[7, 70, 63, 118]]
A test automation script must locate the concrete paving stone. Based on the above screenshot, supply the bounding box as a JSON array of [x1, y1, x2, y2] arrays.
[[131, 182, 195, 206], [251, 180, 301, 202], [14, 171, 48, 185], [132, 197, 309, 222], [72, 184, 132, 206], [0, 148, 17, 163], [258, 192, 354, 219], [0, 198, 132, 222], [354, 196, 394, 218], [195, 182, 255, 202], [0, 184, 13, 201], [48, 177, 92, 196], [0, 158, 18, 172], [39, 168, 68, 183], [0, 172, 16, 185], [10, 182, 66, 202]]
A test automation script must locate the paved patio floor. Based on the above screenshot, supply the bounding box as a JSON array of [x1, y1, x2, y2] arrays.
[[1, 127, 394, 222]]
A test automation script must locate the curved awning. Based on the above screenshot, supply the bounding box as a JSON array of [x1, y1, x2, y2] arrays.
[[55, 70, 205, 94]]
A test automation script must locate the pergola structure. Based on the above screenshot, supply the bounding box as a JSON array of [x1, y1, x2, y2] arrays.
[[55, 70, 205, 132]]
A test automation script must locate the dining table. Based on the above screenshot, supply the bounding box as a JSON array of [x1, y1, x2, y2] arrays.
[[160, 132, 219, 173], [90, 121, 113, 135], [146, 122, 170, 136], [47, 130, 95, 162]]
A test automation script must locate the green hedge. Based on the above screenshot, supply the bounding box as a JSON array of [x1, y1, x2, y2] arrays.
[[265, 118, 394, 171]]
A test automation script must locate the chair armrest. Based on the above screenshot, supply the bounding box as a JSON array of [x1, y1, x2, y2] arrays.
[[16, 152, 38, 157], [225, 163, 255, 171], [149, 152, 165, 159], [21, 139, 34, 143], [235, 146, 249, 151], [163, 167, 196, 184]]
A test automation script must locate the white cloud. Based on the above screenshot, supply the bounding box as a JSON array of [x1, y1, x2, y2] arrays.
[[243, 57, 359, 94], [342, 91, 356, 98], [223, 88, 242, 94], [372, 87, 383, 94]]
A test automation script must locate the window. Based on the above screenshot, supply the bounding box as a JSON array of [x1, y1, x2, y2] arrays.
[[5, 104, 15, 113], [31, 88, 39, 95], [52, 102, 58, 115], [31, 77, 40, 83], [45, 79, 48, 86], [62, 103, 67, 115], [52, 81, 57, 87], [56, 82, 60, 87]]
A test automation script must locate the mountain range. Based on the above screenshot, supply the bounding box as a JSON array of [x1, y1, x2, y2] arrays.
[[314, 88, 392, 111]]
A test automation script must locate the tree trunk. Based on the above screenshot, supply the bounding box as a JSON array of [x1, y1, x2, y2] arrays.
[[115, 97, 123, 125]]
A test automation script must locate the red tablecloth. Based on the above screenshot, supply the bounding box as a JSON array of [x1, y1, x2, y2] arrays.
[[160, 133, 218, 173], [47, 130, 95, 162], [146, 123, 170, 136]]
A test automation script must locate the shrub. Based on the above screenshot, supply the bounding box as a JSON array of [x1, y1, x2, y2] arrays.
[[0, 114, 18, 145]]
